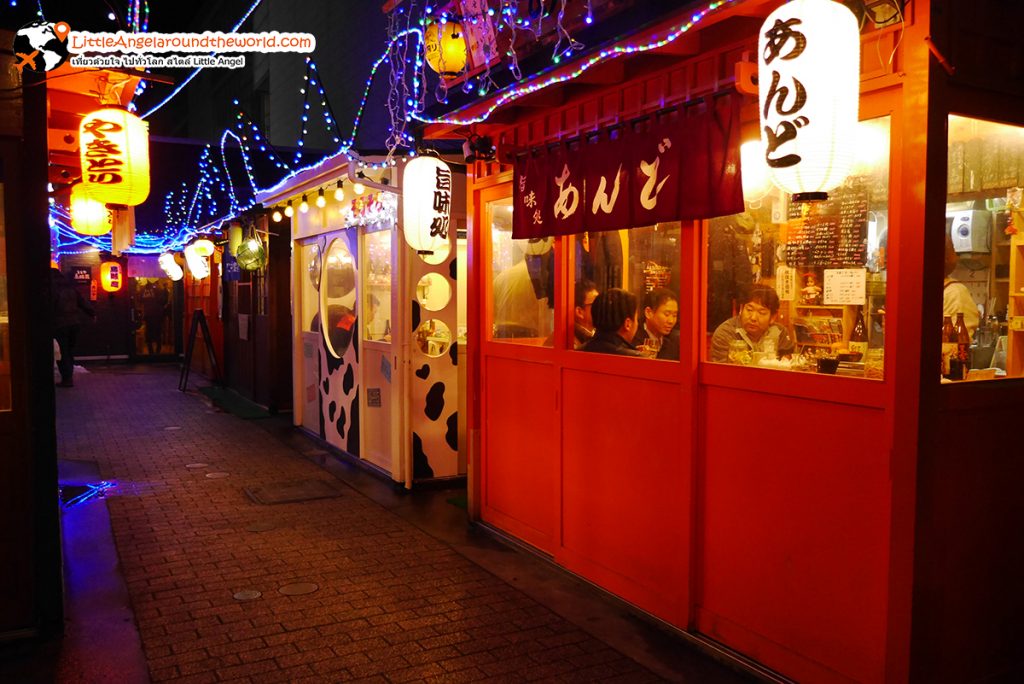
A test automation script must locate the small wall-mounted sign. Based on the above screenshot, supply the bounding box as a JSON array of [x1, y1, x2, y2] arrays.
[[367, 388, 382, 407]]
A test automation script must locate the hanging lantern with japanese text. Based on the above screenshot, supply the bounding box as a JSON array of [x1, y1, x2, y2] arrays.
[[79, 107, 151, 206], [99, 261, 123, 292], [158, 253, 184, 281], [69, 183, 113, 235], [402, 156, 452, 255], [424, 21, 467, 78], [184, 238, 215, 279], [758, 0, 859, 201]]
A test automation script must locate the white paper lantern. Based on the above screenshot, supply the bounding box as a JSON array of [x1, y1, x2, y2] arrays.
[[184, 238, 214, 279], [159, 253, 184, 281], [402, 156, 453, 255], [758, 0, 859, 200]]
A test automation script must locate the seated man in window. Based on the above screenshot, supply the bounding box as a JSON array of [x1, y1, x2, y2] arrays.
[[710, 285, 794, 363], [633, 287, 680, 360], [581, 288, 642, 357], [573, 279, 599, 349]]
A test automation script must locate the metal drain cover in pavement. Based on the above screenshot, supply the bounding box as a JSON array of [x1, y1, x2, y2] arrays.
[[185, 463, 208, 469], [205, 472, 230, 479], [233, 590, 262, 601], [244, 479, 341, 505], [278, 582, 319, 596]]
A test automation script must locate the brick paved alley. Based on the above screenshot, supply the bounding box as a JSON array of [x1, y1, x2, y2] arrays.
[[50, 365, 752, 684]]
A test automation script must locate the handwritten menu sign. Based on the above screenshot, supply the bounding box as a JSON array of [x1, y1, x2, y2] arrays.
[[785, 182, 869, 267], [823, 268, 866, 305]]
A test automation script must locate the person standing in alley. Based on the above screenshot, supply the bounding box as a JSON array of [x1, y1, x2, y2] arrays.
[[52, 268, 94, 387]]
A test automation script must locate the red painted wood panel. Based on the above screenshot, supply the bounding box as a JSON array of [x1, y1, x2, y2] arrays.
[[560, 369, 689, 625], [481, 355, 559, 553], [699, 386, 890, 683]]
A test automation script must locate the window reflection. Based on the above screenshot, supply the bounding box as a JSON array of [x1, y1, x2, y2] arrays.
[[320, 237, 357, 358], [944, 115, 1024, 380], [363, 229, 392, 343], [572, 222, 681, 359], [489, 198, 554, 344], [705, 116, 891, 378]]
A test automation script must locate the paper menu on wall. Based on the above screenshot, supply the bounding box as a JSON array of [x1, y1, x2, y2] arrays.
[[823, 268, 866, 305], [776, 265, 796, 301]]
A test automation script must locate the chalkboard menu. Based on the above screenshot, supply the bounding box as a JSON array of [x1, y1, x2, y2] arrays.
[[785, 180, 869, 268]]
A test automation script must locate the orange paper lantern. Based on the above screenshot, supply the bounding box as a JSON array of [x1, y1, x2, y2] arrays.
[[79, 107, 151, 206], [69, 183, 113, 235], [100, 261, 123, 292]]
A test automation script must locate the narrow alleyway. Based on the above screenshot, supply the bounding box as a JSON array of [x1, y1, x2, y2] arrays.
[[49, 365, 753, 683]]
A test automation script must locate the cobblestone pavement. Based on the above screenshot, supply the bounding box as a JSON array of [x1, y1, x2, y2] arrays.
[[55, 366, 667, 683]]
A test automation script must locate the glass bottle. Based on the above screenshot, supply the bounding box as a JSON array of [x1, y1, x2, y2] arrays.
[[849, 308, 869, 356], [955, 312, 970, 379], [942, 315, 956, 379]]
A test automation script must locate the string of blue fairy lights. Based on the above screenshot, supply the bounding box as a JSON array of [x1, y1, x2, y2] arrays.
[[54, 0, 738, 258]]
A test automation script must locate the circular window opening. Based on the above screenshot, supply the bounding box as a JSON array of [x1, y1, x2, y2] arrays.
[[413, 319, 452, 358], [320, 237, 357, 358], [415, 272, 452, 311]]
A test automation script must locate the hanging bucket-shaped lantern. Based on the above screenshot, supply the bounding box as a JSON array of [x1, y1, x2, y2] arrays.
[[424, 21, 467, 78], [236, 236, 267, 271], [79, 107, 151, 206], [758, 0, 859, 201], [402, 156, 452, 255], [184, 238, 215, 279], [69, 183, 114, 235], [158, 253, 184, 281], [99, 261, 123, 292]]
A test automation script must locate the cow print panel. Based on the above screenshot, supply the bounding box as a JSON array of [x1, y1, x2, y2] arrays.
[[415, 364, 430, 380], [412, 432, 434, 479], [343, 364, 354, 394], [445, 412, 458, 451], [346, 389, 360, 456], [424, 382, 445, 421]]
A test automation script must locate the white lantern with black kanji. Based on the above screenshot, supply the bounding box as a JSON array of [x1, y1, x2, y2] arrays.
[[402, 156, 453, 255], [758, 0, 859, 201], [79, 107, 151, 207]]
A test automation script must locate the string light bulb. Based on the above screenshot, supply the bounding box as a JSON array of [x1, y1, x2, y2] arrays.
[[299, 195, 309, 213], [353, 172, 366, 195], [272, 208, 283, 222], [284, 200, 294, 217], [334, 180, 345, 201], [316, 187, 326, 208]]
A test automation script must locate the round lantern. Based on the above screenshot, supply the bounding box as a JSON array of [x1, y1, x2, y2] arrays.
[[402, 156, 452, 255], [69, 183, 113, 235], [100, 261, 122, 292], [184, 238, 215, 279], [424, 21, 467, 78], [236, 237, 267, 271], [79, 107, 150, 206], [158, 253, 184, 281], [758, 0, 859, 201]]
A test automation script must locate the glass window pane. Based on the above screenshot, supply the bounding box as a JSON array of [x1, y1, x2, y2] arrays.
[[705, 116, 891, 378], [572, 223, 681, 360], [945, 115, 1024, 380], [0, 184, 9, 411], [320, 237, 357, 358], [363, 228, 392, 343], [489, 197, 554, 345]]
